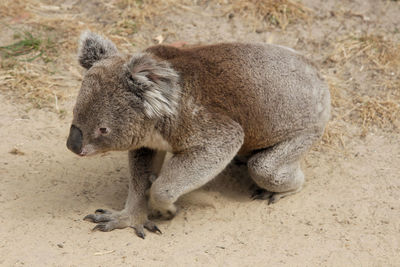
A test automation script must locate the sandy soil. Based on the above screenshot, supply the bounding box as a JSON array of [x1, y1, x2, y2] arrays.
[[0, 0, 399, 266]]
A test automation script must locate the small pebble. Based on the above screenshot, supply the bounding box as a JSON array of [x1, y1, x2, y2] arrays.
[[9, 148, 25, 155]]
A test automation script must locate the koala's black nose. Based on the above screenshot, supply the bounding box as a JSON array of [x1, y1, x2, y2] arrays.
[[66, 125, 82, 154]]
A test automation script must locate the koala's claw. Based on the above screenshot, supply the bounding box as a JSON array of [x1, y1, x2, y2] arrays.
[[84, 209, 114, 222], [132, 221, 162, 238], [268, 194, 280, 205], [144, 221, 162, 234], [251, 188, 281, 204], [133, 227, 146, 239], [251, 188, 273, 200], [84, 209, 161, 238], [84, 213, 112, 223], [251, 187, 302, 204]]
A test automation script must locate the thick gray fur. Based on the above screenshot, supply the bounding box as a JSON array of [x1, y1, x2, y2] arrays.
[[69, 32, 330, 238]]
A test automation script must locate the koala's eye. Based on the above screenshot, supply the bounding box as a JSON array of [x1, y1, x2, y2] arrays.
[[99, 127, 110, 135]]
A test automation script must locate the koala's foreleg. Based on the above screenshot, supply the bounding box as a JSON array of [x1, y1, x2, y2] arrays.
[[148, 119, 244, 219], [84, 148, 161, 238], [248, 132, 321, 204]]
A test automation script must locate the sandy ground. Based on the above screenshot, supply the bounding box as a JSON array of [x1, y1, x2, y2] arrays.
[[1, 0, 399, 266]]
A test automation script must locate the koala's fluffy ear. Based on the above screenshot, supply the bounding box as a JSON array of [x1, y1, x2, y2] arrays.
[[126, 53, 180, 118], [78, 31, 118, 69]]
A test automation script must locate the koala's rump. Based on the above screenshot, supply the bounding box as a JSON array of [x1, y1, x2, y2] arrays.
[[154, 43, 331, 153]]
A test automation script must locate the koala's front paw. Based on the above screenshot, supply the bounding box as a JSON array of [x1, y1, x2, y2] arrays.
[[83, 209, 161, 238], [148, 199, 177, 220]]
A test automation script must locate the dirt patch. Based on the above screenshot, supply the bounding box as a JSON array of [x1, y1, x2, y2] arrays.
[[0, 0, 399, 265]]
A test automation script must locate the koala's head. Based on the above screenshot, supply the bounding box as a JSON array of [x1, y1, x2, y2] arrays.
[[67, 31, 179, 156]]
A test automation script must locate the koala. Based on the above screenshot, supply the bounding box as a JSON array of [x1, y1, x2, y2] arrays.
[[67, 31, 330, 238]]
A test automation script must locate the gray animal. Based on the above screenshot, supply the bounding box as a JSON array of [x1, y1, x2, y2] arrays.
[[67, 31, 330, 238]]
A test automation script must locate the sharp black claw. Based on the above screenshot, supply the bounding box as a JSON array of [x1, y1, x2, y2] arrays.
[[251, 188, 275, 201], [145, 224, 162, 234], [83, 214, 95, 222], [268, 195, 277, 205], [134, 229, 145, 239], [153, 225, 162, 234]]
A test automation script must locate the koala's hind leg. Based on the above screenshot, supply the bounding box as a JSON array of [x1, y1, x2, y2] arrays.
[[248, 132, 320, 204]]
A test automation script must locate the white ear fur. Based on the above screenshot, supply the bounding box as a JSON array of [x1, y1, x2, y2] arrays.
[[127, 53, 180, 118], [78, 31, 118, 69]]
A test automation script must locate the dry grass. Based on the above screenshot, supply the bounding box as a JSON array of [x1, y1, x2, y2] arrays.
[[0, 0, 27, 18], [326, 34, 400, 134], [0, 0, 312, 112], [357, 96, 400, 135], [0, 0, 88, 112], [215, 0, 311, 30], [114, 0, 311, 30], [0, 25, 63, 108], [320, 33, 400, 148], [329, 35, 400, 71]]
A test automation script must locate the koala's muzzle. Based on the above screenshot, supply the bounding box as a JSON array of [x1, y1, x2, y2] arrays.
[[67, 125, 83, 155]]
